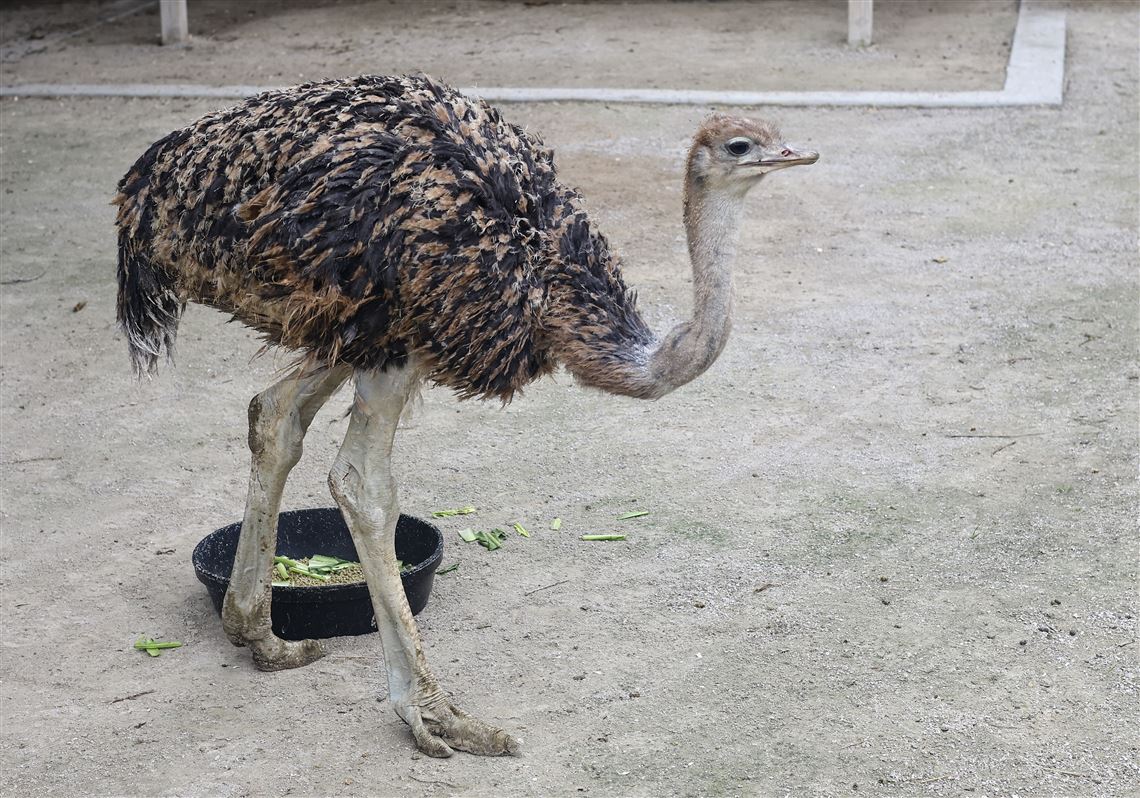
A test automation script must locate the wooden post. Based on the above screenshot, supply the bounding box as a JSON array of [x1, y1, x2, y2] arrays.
[[160, 0, 188, 45], [848, 0, 873, 47]]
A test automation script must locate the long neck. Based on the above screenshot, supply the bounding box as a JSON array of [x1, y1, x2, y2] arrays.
[[643, 171, 744, 397], [545, 164, 745, 401]]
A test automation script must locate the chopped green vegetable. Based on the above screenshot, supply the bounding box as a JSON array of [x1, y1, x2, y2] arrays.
[[437, 562, 460, 575], [476, 529, 506, 551], [513, 522, 530, 538], [273, 555, 334, 581], [550, 517, 562, 530], [432, 505, 477, 518], [134, 638, 182, 657], [270, 554, 369, 586], [617, 510, 649, 520], [581, 534, 627, 541], [307, 554, 343, 568], [457, 528, 508, 551], [133, 639, 183, 650]]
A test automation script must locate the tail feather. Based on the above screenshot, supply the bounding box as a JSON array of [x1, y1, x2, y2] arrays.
[[116, 233, 183, 377]]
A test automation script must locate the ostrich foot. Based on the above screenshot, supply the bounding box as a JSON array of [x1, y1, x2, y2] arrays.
[[222, 594, 325, 670], [248, 635, 325, 671], [401, 697, 521, 758]]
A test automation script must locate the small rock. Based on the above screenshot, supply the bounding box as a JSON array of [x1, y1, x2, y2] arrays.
[[694, 601, 706, 608]]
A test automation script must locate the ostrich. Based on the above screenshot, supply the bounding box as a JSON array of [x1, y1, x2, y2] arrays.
[[114, 74, 818, 757]]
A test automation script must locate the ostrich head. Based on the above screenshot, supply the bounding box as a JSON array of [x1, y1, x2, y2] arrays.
[[687, 113, 819, 195]]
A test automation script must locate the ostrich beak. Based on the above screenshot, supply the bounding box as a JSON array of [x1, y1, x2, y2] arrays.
[[759, 144, 820, 169]]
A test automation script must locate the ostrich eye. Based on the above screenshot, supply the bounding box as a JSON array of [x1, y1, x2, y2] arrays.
[[725, 138, 752, 157]]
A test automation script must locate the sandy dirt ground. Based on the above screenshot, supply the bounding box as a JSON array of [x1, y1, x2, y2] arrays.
[[0, 0, 1017, 92], [1, 2, 1138, 797]]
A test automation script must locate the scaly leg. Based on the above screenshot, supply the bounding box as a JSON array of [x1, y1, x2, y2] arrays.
[[329, 364, 520, 758], [222, 364, 351, 670]]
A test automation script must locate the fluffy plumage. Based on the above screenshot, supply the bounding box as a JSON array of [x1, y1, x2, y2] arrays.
[[114, 73, 652, 401]]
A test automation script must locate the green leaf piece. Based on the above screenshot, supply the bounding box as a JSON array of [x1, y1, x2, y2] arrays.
[[476, 529, 506, 551], [134, 638, 183, 657], [514, 522, 530, 538], [550, 517, 562, 530], [432, 505, 477, 518], [617, 510, 649, 520], [307, 555, 343, 568], [437, 562, 459, 575], [581, 534, 627, 542], [133, 639, 183, 650], [457, 528, 477, 543]]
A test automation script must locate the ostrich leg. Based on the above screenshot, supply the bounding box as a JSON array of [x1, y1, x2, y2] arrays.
[[222, 364, 351, 670], [329, 365, 520, 758]]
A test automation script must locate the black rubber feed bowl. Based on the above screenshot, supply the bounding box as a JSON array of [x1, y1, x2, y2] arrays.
[[192, 508, 443, 640]]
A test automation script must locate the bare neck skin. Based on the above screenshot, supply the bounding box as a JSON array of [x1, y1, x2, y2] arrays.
[[644, 167, 746, 398]]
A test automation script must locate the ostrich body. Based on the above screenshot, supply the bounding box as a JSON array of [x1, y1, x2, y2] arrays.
[[114, 74, 817, 757]]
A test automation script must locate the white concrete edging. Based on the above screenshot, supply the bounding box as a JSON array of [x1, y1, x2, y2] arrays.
[[0, 1, 1065, 109]]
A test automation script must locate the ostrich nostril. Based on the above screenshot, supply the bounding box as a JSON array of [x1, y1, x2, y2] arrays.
[[781, 149, 792, 157]]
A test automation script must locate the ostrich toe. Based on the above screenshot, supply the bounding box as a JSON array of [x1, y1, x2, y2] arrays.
[[408, 699, 521, 758], [246, 634, 326, 671]]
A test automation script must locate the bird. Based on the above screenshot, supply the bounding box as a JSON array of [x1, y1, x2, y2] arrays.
[[113, 73, 818, 758]]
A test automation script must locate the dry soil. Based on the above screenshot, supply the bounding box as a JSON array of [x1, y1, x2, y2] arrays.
[[0, 2, 1137, 798]]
